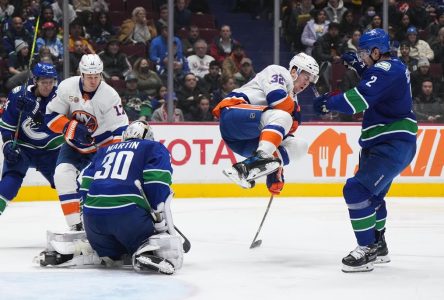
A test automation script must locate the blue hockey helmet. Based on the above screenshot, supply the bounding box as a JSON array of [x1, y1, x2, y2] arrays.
[[358, 28, 390, 54], [32, 62, 58, 79]]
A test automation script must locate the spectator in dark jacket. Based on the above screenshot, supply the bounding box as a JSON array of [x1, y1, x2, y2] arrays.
[[202, 60, 222, 95], [99, 37, 131, 81], [313, 22, 343, 91], [176, 72, 206, 117], [188, 94, 215, 121], [174, 0, 192, 30], [413, 79, 444, 122], [407, 0, 428, 30], [87, 12, 116, 44], [2, 16, 33, 54]]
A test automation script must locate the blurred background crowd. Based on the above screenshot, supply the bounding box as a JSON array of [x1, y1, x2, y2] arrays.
[[0, 0, 443, 123]]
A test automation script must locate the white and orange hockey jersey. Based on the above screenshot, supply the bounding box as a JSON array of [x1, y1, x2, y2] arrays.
[[45, 76, 129, 153], [213, 65, 295, 118]]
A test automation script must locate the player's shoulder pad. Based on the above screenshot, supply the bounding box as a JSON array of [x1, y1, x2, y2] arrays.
[[373, 61, 392, 72]]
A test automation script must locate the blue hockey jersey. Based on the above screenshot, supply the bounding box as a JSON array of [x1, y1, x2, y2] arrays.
[[0, 85, 64, 153], [80, 139, 173, 215], [326, 58, 418, 148]]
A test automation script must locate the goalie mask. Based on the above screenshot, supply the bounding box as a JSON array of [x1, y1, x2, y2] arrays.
[[123, 121, 154, 141]]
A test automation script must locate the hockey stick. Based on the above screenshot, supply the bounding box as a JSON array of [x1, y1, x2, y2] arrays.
[[134, 180, 191, 253], [12, 14, 41, 149], [250, 194, 274, 249]]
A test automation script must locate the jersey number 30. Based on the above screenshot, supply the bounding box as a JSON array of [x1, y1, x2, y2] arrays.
[[95, 151, 134, 180]]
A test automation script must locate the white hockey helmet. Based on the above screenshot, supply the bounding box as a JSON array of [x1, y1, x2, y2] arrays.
[[288, 53, 319, 84], [79, 54, 103, 74], [123, 121, 154, 141]]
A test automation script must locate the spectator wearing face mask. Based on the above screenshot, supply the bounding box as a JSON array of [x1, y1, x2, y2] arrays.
[[358, 6, 376, 30]]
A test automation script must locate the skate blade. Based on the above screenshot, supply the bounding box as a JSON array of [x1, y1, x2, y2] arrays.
[[341, 262, 374, 273], [222, 168, 253, 189], [136, 254, 175, 275], [245, 161, 280, 181], [374, 255, 391, 264]]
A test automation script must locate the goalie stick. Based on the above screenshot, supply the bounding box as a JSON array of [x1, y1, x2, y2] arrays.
[[134, 180, 191, 253], [250, 194, 274, 249]]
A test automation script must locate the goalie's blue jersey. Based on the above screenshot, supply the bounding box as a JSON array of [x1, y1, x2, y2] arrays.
[[80, 139, 173, 215], [327, 58, 418, 148], [0, 85, 64, 153]]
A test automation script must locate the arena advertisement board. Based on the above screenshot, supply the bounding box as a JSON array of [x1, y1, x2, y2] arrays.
[[3, 123, 443, 199]]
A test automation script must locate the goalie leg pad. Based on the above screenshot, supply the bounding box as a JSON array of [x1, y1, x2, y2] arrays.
[[148, 233, 184, 270]]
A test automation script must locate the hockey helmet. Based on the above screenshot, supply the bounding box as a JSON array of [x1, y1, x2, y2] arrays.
[[123, 121, 154, 141], [79, 54, 103, 74], [358, 28, 390, 56], [32, 62, 58, 79], [288, 53, 319, 84]]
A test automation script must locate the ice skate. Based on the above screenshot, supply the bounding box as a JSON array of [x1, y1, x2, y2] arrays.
[[69, 222, 84, 231], [223, 151, 281, 189], [375, 229, 390, 264], [133, 253, 175, 275], [342, 244, 377, 273]]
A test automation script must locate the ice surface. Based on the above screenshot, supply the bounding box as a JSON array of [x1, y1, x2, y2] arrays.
[[1, 198, 444, 300]]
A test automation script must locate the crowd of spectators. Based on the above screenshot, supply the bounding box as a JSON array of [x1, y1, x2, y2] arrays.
[[0, 0, 443, 123], [282, 0, 444, 122]]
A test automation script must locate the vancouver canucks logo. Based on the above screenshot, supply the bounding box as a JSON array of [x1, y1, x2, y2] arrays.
[[72, 110, 98, 132], [21, 116, 49, 140]]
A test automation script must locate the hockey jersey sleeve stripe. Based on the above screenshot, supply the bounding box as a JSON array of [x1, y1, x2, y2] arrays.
[[343, 88, 369, 114], [360, 118, 418, 142], [0, 120, 16, 131], [80, 176, 93, 192], [47, 114, 70, 133], [143, 170, 172, 185], [271, 95, 295, 114]]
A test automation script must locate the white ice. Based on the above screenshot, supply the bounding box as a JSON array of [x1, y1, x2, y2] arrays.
[[1, 197, 444, 300]]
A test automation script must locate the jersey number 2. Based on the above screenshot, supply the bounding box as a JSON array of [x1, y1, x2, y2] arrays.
[[95, 151, 134, 180], [365, 75, 377, 87]]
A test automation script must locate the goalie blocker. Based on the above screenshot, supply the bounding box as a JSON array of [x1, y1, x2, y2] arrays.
[[35, 230, 183, 275]]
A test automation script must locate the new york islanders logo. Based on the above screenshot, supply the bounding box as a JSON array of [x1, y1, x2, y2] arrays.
[[72, 110, 98, 132]]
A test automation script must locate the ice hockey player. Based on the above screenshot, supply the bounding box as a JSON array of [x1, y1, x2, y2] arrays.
[[212, 53, 319, 195], [35, 121, 183, 275], [313, 28, 417, 272], [0, 63, 62, 216], [44, 54, 129, 230]]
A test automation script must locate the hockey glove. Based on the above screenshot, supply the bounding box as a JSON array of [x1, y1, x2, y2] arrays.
[[17, 95, 40, 116], [266, 167, 284, 195], [2, 140, 22, 164], [341, 52, 367, 76], [153, 202, 169, 233], [313, 93, 331, 115], [63, 120, 93, 145], [289, 104, 302, 134]]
